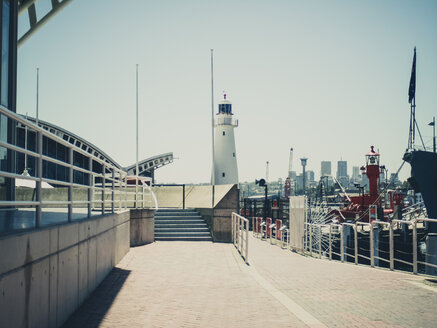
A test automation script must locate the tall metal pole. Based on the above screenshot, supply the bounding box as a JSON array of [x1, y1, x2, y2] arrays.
[[266, 161, 269, 183], [412, 97, 416, 148], [433, 116, 436, 153], [135, 64, 139, 207], [36, 68, 39, 126], [211, 49, 215, 186]]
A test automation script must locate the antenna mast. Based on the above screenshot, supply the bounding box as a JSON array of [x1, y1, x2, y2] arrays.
[[288, 147, 293, 178]]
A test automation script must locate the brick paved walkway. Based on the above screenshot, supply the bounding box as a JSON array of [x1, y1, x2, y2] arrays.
[[63, 235, 437, 328]]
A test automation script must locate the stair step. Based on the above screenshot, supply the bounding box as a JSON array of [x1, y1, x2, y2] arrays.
[[154, 215, 202, 220], [155, 218, 205, 224], [154, 209, 212, 242], [155, 223, 207, 228], [155, 227, 210, 232], [155, 236, 212, 241], [155, 211, 198, 216], [155, 231, 210, 237]]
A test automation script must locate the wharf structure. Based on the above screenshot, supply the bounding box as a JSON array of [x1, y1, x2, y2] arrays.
[[0, 3, 240, 327]]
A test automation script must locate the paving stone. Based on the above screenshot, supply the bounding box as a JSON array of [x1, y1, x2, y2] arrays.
[[62, 235, 437, 328]]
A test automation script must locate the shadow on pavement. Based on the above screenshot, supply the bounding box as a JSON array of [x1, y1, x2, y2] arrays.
[[62, 267, 131, 328]]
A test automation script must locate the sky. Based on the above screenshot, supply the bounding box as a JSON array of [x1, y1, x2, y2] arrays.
[[16, 0, 437, 184]]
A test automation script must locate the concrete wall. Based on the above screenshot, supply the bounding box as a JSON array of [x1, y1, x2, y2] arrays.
[[196, 184, 239, 243], [130, 209, 155, 246], [289, 196, 306, 251], [0, 211, 130, 328]]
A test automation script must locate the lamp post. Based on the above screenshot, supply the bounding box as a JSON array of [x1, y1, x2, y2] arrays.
[[300, 158, 307, 195], [256, 178, 268, 220]]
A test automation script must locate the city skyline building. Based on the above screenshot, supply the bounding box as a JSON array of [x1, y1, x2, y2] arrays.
[[352, 166, 360, 182], [337, 160, 349, 188], [321, 161, 332, 177]]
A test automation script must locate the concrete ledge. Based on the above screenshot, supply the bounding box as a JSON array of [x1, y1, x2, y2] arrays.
[[196, 184, 239, 243], [0, 211, 130, 328], [130, 209, 155, 246]]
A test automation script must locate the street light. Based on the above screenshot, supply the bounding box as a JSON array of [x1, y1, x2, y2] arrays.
[[256, 178, 268, 220]]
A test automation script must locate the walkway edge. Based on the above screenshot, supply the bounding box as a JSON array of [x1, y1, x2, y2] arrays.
[[231, 246, 327, 328]]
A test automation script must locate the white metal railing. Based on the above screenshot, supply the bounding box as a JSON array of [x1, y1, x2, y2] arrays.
[[232, 212, 249, 263], [300, 218, 437, 276], [0, 105, 156, 230]]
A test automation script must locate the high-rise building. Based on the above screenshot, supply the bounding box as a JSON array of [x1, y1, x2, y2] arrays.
[[321, 161, 331, 176], [296, 175, 303, 191], [337, 160, 349, 188], [337, 161, 348, 179], [306, 170, 315, 182], [352, 166, 360, 182]]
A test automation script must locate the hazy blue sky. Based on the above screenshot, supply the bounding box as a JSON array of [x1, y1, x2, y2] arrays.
[[17, 0, 437, 183]]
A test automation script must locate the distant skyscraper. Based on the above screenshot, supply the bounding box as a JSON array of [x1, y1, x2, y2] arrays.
[[337, 161, 348, 179], [337, 160, 349, 188], [352, 166, 360, 182], [290, 171, 297, 180], [296, 175, 303, 191], [321, 161, 331, 176], [306, 170, 315, 182]]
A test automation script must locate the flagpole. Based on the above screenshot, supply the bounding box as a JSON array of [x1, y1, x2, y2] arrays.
[[36, 67, 39, 126], [135, 64, 139, 208], [211, 49, 215, 186], [210, 49, 215, 209], [433, 116, 436, 153]]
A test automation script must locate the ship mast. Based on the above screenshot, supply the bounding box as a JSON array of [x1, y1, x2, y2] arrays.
[[408, 48, 416, 150], [407, 47, 426, 151]]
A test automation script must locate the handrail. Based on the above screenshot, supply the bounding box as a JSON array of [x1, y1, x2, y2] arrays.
[[301, 218, 437, 276], [232, 212, 249, 263], [0, 105, 156, 231]]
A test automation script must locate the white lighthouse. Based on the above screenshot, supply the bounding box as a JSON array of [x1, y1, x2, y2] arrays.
[[213, 94, 239, 185]]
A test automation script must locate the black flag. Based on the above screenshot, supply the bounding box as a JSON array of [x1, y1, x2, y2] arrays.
[[408, 47, 416, 104]]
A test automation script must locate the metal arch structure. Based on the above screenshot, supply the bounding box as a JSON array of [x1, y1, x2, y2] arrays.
[[21, 115, 121, 169], [124, 153, 174, 180], [18, 0, 74, 47], [20, 116, 175, 179]]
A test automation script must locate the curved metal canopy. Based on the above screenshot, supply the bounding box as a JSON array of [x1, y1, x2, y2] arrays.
[[18, 0, 74, 47]]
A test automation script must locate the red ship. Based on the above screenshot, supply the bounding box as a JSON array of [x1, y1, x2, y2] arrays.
[[331, 146, 403, 222]]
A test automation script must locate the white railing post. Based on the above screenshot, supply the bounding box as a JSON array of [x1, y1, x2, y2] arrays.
[[88, 157, 92, 217], [101, 164, 105, 214], [111, 170, 115, 213], [413, 221, 418, 274], [68, 148, 73, 222], [354, 224, 358, 265], [35, 130, 42, 228], [245, 219, 249, 262], [370, 223, 375, 267], [318, 225, 322, 259], [118, 171, 122, 211], [329, 224, 332, 260], [309, 224, 313, 256], [389, 223, 394, 270], [340, 224, 344, 263]]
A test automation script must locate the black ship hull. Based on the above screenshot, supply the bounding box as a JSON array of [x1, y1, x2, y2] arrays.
[[403, 150, 437, 231]]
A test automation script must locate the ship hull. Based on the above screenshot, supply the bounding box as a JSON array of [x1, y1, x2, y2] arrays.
[[404, 150, 437, 231]]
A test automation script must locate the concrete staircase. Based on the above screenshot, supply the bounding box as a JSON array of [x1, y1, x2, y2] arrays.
[[154, 208, 212, 241]]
